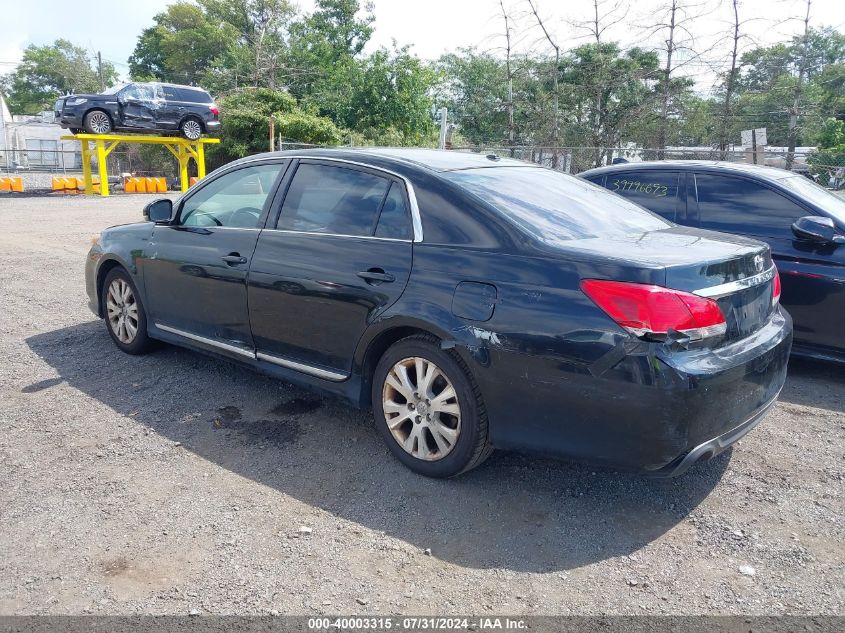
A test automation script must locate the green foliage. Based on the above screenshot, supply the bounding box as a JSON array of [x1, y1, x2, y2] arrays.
[[817, 117, 845, 149], [208, 87, 340, 164], [276, 111, 343, 144], [1, 39, 117, 114]]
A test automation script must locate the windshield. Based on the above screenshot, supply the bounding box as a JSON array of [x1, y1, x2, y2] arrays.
[[102, 83, 128, 95], [778, 176, 845, 227], [444, 167, 671, 245]]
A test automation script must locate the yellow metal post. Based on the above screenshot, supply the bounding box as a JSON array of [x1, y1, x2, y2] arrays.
[[95, 138, 109, 196], [178, 144, 190, 192], [196, 141, 206, 179], [80, 140, 94, 195], [60, 134, 219, 195]]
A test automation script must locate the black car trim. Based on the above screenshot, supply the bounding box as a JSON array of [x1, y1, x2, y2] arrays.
[[693, 266, 776, 299], [256, 351, 348, 381], [155, 323, 254, 358]]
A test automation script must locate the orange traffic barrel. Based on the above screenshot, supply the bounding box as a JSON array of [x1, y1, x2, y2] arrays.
[[145, 177, 157, 193], [133, 177, 147, 193], [10, 176, 23, 192], [189, 176, 198, 187], [0, 177, 10, 192], [124, 177, 135, 193], [156, 177, 167, 192]]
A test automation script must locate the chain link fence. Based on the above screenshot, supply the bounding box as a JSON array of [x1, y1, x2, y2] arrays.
[[4, 142, 844, 193]]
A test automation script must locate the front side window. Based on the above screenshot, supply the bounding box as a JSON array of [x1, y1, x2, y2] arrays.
[[607, 171, 681, 221], [694, 174, 807, 238], [445, 167, 669, 245], [179, 163, 284, 228], [277, 164, 392, 236]]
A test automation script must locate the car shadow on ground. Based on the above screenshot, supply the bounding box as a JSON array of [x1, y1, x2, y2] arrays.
[[778, 357, 845, 413], [26, 321, 729, 573]]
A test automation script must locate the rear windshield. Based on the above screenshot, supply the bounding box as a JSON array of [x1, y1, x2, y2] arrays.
[[444, 167, 670, 244], [778, 176, 845, 227]]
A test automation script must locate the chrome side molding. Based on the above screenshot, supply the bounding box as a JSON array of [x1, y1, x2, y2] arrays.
[[154, 323, 349, 382]]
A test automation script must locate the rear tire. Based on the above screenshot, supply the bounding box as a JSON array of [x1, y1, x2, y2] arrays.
[[101, 268, 153, 355], [83, 110, 112, 135], [372, 335, 492, 477], [180, 117, 203, 141]]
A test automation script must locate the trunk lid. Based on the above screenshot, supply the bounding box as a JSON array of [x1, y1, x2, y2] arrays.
[[559, 226, 776, 343]]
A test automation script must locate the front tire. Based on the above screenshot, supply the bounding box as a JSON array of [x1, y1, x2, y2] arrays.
[[372, 335, 492, 477], [101, 268, 153, 355], [83, 110, 112, 135], [180, 117, 203, 141]]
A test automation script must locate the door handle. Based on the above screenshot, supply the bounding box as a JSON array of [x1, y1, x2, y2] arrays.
[[222, 254, 248, 265], [357, 268, 395, 284]]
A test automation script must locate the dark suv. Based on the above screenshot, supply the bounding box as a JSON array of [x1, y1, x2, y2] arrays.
[[54, 82, 220, 140], [581, 161, 845, 363]]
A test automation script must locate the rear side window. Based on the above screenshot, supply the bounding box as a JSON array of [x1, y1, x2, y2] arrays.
[[445, 167, 669, 244], [607, 171, 681, 221], [278, 163, 391, 237], [374, 182, 411, 239], [694, 174, 806, 238]]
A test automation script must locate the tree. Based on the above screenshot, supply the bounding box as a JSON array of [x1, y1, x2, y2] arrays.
[[129, 2, 239, 85], [786, 0, 812, 169], [1, 39, 117, 114], [286, 0, 375, 104], [209, 87, 342, 164]]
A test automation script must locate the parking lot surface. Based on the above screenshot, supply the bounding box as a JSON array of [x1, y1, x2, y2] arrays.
[[0, 194, 843, 615]]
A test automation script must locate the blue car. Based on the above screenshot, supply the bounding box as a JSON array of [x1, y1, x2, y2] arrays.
[[581, 161, 845, 363]]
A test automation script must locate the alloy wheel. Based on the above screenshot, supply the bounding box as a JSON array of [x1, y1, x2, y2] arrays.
[[106, 278, 139, 345], [88, 112, 111, 134], [382, 357, 461, 461], [182, 120, 202, 140]]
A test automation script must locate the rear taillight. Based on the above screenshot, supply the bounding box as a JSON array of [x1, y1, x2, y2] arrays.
[[581, 279, 727, 341], [772, 266, 781, 306], [210, 106, 219, 117]]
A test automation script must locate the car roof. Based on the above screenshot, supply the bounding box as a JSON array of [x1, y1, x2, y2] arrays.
[[234, 147, 541, 173], [581, 160, 796, 183]]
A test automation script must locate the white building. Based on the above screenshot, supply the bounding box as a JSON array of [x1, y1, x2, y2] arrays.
[[0, 94, 81, 172]]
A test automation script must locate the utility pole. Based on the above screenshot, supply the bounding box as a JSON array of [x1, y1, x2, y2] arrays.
[[97, 52, 105, 91], [786, 0, 811, 171], [438, 108, 448, 149]]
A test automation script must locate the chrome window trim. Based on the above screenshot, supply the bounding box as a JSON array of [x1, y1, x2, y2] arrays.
[[173, 154, 424, 242], [693, 266, 776, 299], [275, 155, 423, 242], [155, 323, 255, 359], [256, 351, 348, 382], [260, 228, 410, 243]]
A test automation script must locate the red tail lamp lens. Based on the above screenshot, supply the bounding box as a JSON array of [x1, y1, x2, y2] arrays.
[[772, 267, 781, 306], [210, 106, 220, 116], [581, 279, 726, 339]]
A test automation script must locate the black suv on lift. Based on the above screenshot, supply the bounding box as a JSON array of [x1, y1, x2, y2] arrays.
[[55, 82, 220, 140]]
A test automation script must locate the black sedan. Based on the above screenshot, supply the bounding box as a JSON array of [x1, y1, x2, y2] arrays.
[[581, 161, 845, 363], [55, 81, 220, 140], [85, 149, 792, 478]]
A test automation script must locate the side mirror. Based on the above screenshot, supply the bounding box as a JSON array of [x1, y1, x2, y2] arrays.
[[143, 198, 173, 224], [791, 216, 844, 244]]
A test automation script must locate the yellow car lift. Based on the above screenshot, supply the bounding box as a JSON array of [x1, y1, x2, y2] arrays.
[[60, 133, 220, 197]]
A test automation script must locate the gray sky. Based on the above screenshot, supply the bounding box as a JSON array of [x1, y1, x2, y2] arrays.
[[2, 0, 844, 94]]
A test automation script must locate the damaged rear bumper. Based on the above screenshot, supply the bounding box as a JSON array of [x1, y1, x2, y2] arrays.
[[647, 387, 780, 477]]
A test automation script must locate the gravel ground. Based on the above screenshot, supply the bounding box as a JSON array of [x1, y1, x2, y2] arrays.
[[0, 193, 843, 616]]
